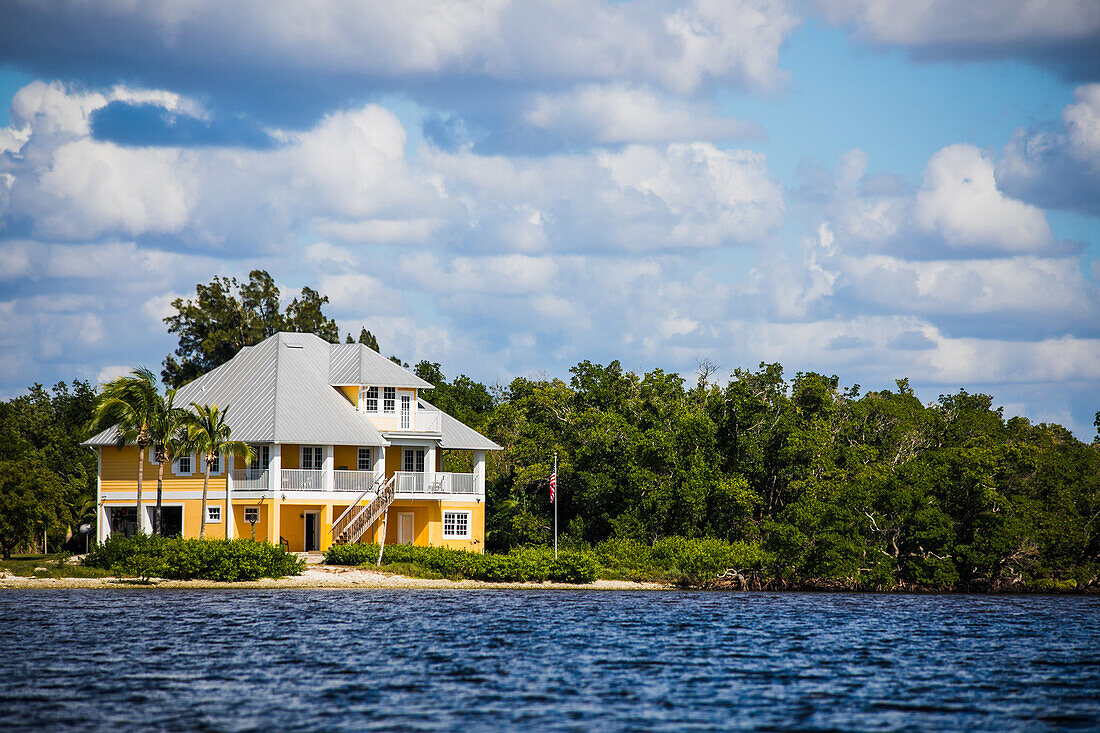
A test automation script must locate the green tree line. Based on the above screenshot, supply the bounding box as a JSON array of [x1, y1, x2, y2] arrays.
[[3, 270, 1098, 590]]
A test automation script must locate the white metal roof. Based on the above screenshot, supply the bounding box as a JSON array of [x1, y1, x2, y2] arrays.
[[328, 343, 433, 388], [420, 398, 502, 450], [85, 333, 498, 452]]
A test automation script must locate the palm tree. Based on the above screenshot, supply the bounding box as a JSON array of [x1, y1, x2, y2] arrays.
[[149, 389, 188, 536], [184, 403, 254, 539], [88, 368, 161, 535]]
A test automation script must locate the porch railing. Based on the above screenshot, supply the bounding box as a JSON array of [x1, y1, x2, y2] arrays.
[[395, 471, 478, 494], [334, 470, 375, 492], [281, 468, 325, 491], [231, 468, 269, 490]]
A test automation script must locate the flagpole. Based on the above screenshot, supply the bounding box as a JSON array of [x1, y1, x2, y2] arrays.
[[553, 452, 558, 560]]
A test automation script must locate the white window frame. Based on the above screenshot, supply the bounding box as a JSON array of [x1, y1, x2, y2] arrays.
[[174, 454, 193, 476], [243, 507, 259, 524], [362, 386, 379, 413], [210, 452, 222, 476], [301, 445, 323, 470], [400, 394, 411, 428], [442, 511, 471, 539], [383, 386, 396, 413], [207, 505, 222, 523], [357, 447, 372, 471]]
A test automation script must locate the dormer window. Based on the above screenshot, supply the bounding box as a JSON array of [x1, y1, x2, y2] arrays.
[[363, 386, 378, 412], [383, 387, 396, 413]]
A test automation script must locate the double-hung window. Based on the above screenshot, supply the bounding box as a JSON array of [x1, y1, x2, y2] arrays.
[[207, 505, 221, 523], [363, 387, 378, 412], [383, 387, 396, 413], [357, 447, 372, 471], [443, 511, 470, 539], [210, 453, 220, 474], [244, 507, 259, 524], [302, 446, 323, 470], [175, 455, 192, 475]]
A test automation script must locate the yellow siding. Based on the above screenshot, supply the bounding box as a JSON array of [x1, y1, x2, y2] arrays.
[[385, 445, 402, 476], [234, 502, 268, 540], [333, 445, 359, 471], [100, 445, 226, 495], [338, 385, 358, 405]]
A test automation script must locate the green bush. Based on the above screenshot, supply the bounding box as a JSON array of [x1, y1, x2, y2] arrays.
[[85, 534, 305, 581], [593, 536, 769, 584], [323, 542, 599, 583]]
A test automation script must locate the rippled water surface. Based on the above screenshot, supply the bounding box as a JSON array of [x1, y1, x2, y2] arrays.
[[1, 590, 1098, 731]]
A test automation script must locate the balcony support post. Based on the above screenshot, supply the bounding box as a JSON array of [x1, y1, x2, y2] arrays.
[[270, 444, 281, 493], [474, 451, 486, 495], [323, 445, 334, 492]]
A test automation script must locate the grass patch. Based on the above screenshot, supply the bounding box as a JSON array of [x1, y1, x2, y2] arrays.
[[0, 554, 113, 579]]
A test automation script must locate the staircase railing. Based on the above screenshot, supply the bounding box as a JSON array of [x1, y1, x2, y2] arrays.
[[331, 474, 397, 546]]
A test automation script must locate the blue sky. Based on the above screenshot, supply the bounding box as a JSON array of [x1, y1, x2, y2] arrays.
[[0, 0, 1098, 438]]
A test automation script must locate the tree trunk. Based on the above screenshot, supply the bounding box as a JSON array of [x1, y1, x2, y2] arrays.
[[136, 445, 145, 535], [200, 462, 210, 539], [155, 461, 165, 536], [376, 509, 389, 566]]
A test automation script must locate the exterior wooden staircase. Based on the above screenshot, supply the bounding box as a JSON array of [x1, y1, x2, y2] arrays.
[[331, 474, 397, 546]]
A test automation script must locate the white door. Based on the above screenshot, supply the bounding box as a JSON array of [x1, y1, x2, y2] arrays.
[[398, 512, 415, 544], [400, 395, 411, 428]]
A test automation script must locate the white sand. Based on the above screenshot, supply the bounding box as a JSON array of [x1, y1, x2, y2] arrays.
[[0, 564, 668, 591]]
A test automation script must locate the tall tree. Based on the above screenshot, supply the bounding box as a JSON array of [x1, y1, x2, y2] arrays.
[[163, 271, 341, 387], [148, 389, 189, 536], [88, 368, 162, 535], [183, 403, 253, 539], [283, 286, 339, 343]]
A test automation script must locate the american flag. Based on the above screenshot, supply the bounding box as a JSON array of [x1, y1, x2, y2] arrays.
[[549, 467, 557, 503]]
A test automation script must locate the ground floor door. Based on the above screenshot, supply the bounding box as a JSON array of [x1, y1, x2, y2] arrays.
[[304, 512, 320, 551], [398, 512, 414, 544]]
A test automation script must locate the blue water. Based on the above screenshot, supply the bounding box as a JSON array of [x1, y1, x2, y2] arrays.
[[0, 591, 1097, 731]]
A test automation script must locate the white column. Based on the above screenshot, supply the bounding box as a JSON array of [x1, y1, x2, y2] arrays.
[[323, 445, 334, 492], [226, 454, 235, 539], [96, 447, 106, 543], [474, 450, 486, 495], [269, 444, 282, 493], [426, 443, 437, 484], [374, 446, 386, 483]]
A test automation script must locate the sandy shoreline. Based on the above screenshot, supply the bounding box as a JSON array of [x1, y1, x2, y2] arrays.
[[0, 564, 669, 591]]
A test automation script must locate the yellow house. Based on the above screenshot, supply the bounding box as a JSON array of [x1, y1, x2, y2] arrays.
[[85, 332, 500, 553]]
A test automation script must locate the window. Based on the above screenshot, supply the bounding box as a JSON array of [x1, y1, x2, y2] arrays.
[[302, 446, 323, 470], [363, 387, 378, 412], [175, 455, 192, 475], [400, 395, 411, 428], [244, 507, 259, 524], [357, 447, 372, 471], [207, 505, 221, 523], [108, 507, 138, 537], [383, 387, 396, 413], [403, 448, 425, 473], [443, 511, 470, 539], [210, 453, 220, 473], [249, 445, 270, 472]]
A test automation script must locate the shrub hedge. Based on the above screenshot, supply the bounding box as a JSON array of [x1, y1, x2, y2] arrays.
[[324, 543, 599, 583], [85, 534, 305, 581], [325, 536, 768, 584]]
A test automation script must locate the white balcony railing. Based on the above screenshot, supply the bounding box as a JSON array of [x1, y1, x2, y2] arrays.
[[281, 469, 325, 491], [395, 471, 478, 494], [334, 470, 375, 492], [231, 468, 269, 490]]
